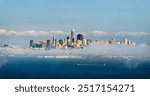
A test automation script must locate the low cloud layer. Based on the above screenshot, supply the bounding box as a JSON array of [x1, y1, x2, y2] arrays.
[[0, 43, 149, 59], [89, 30, 150, 37], [0, 29, 68, 36], [0, 29, 149, 37], [0, 44, 149, 68]]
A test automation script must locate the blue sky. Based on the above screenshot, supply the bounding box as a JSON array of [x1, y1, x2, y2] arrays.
[[0, 0, 150, 32], [0, 0, 150, 45]]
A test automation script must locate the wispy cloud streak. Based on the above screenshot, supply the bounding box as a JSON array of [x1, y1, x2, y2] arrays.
[[0, 29, 149, 37], [0, 29, 68, 36]]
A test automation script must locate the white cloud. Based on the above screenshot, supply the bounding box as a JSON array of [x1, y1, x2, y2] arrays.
[[88, 30, 150, 37], [90, 30, 111, 36], [115, 32, 149, 37], [0, 29, 68, 36], [0, 28, 149, 37]]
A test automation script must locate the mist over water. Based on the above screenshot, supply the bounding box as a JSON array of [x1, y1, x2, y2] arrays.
[[0, 43, 150, 68], [0, 43, 149, 58], [0, 43, 150, 78]]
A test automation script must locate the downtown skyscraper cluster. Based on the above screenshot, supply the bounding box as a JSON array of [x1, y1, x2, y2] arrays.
[[29, 29, 92, 49]]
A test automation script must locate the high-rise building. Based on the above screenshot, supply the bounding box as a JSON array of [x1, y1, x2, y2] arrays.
[[46, 40, 51, 48], [30, 40, 34, 48], [130, 41, 136, 46], [86, 39, 92, 45], [54, 39, 57, 48], [52, 34, 55, 45], [71, 28, 75, 39], [82, 39, 87, 46], [66, 36, 70, 40], [77, 34, 84, 41], [59, 39, 63, 45], [66, 36, 71, 46], [77, 40, 82, 45], [39, 40, 46, 48], [124, 38, 128, 44], [63, 38, 67, 46], [34, 43, 41, 48], [39, 40, 44, 45], [56, 43, 60, 49], [128, 40, 131, 45], [72, 38, 76, 44]]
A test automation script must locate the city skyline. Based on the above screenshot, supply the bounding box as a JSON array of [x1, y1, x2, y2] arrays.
[[29, 29, 92, 49], [28, 29, 136, 50], [0, 28, 149, 46]]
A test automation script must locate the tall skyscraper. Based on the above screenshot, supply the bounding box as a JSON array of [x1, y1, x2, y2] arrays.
[[124, 38, 128, 44], [54, 39, 57, 48], [71, 28, 75, 39], [72, 38, 76, 44], [30, 40, 34, 48], [52, 34, 55, 45], [46, 40, 51, 48]]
